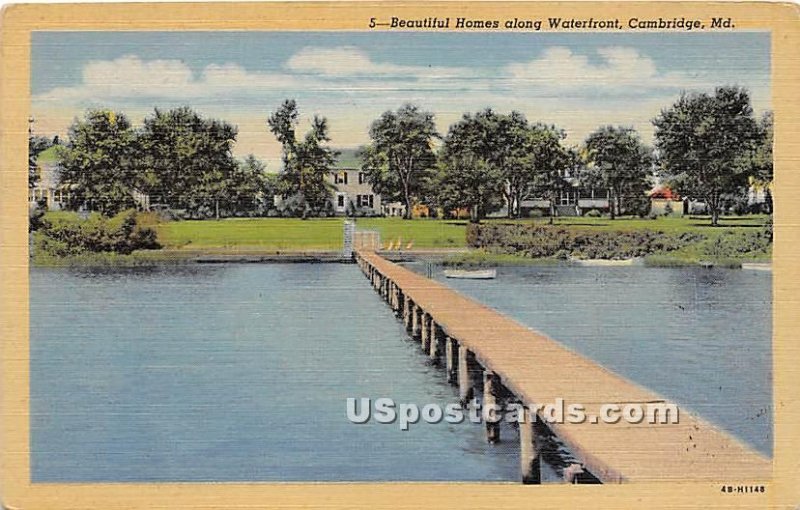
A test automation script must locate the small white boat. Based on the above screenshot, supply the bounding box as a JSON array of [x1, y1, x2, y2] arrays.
[[444, 269, 497, 279]]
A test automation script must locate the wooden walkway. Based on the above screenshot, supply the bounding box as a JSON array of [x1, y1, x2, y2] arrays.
[[355, 250, 771, 484]]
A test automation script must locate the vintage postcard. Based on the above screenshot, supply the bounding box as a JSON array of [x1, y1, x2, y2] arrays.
[[1, 1, 798, 509]]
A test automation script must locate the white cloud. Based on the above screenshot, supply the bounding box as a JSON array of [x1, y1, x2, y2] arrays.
[[286, 46, 473, 80], [504, 46, 710, 93]]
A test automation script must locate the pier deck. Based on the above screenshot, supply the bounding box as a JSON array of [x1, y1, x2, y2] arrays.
[[355, 249, 771, 483]]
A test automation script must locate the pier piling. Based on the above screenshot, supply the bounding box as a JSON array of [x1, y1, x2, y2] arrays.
[[483, 371, 500, 444], [458, 345, 473, 405], [411, 305, 421, 339], [420, 313, 430, 351], [428, 322, 440, 362], [445, 337, 456, 383], [519, 407, 541, 484]]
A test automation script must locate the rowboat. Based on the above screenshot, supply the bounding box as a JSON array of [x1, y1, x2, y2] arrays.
[[443, 269, 497, 279]]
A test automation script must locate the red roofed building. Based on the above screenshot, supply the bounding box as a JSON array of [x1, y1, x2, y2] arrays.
[[648, 186, 685, 216]]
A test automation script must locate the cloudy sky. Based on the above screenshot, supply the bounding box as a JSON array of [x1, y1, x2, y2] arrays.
[[31, 31, 770, 170]]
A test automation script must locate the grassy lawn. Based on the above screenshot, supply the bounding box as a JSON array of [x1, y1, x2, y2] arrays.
[[154, 217, 469, 250], [155, 215, 769, 253]]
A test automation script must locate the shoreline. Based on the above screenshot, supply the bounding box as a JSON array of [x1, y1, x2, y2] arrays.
[[30, 247, 772, 270]]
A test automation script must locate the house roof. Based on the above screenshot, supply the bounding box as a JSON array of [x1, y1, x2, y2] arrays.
[[334, 147, 364, 169], [649, 186, 680, 200]]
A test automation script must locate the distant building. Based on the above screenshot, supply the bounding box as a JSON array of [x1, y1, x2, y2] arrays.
[[327, 148, 382, 216], [28, 145, 151, 212], [648, 186, 684, 216], [28, 146, 69, 210]]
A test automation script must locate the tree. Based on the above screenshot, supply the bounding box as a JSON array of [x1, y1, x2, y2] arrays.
[[437, 111, 506, 222], [526, 124, 573, 224], [139, 106, 239, 218], [268, 100, 338, 217], [360, 104, 438, 219], [583, 126, 653, 220], [225, 155, 275, 216], [750, 111, 773, 186], [653, 86, 760, 226], [494, 111, 533, 218], [57, 110, 138, 216]]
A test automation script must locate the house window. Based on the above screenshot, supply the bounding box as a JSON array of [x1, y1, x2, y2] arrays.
[[334, 171, 348, 185], [358, 172, 366, 184], [337, 195, 345, 208], [356, 194, 375, 208]]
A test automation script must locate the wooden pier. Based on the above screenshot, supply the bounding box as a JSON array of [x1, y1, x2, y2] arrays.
[[355, 249, 771, 484]]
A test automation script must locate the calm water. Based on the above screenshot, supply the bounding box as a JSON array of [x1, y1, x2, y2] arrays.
[[419, 264, 773, 456], [30, 263, 771, 482], [30, 264, 518, 482]]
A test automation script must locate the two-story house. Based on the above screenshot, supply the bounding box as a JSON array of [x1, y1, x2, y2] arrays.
[[328, 149, 382, 216]]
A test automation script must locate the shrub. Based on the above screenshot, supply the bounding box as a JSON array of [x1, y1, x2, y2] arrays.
[[467, 223, 704, 260], [584, 209, 602, 218], [35, 209, 160, 257]]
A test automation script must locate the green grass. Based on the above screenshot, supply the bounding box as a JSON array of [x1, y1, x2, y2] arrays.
[[155, 217, 469, 251]]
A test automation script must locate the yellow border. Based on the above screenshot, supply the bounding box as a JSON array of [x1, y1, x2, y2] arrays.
[[2, 2, 798, 508]]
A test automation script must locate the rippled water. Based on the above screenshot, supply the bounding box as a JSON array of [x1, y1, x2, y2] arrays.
[[30, 262, 771, 482]]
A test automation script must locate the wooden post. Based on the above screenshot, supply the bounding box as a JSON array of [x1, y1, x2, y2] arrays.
[[483, 371, 500, 443], [445, 337, 456, 383], [520, 407, 541, 484], [428, 321, 439, 362], [412, 305, 421, 338], [403, 298, 412, 330], [420, 313, 430, 350], [458, 345, 473, 405]]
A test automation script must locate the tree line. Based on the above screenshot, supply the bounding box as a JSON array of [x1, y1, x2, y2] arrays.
[[358, 86, 772, 225], [34, 107, 277, 218], [32, 85, 772, 226]]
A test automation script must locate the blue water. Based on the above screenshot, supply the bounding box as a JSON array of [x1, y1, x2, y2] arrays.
[[30, 264, 517, 482], [30, 263, 772, 482], [421, 264, 773, 456]]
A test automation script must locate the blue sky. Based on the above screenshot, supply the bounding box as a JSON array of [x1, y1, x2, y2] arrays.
[[31, 31, 770, 168]]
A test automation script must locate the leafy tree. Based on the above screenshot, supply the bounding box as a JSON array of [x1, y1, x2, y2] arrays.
[[437, 111, 506, 222], [360, 104, 438, 219], [583, 126, 653, 220], [225, 155, 275, 216], [750, 111, 773, 191], [494, 111, 534, 218], [526, 124, 574, 224], [139, 106, 239, 218], [653, 86, 760, 226], [57, 110, 138, 216], [268, 100, 338, 217]]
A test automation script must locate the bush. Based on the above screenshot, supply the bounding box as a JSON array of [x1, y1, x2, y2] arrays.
[[467, 223, 704, 260], [584, 209, 602, 218], [35, 210, 160, 257]]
